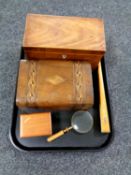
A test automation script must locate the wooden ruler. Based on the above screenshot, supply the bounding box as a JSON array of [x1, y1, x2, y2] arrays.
[[98, 62, 110, 133]]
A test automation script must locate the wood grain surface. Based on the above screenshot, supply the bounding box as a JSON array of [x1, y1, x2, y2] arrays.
[[20, 112, 52, 138], [16, 60, 94, 110], [23, 14, 106, 69], [98, 62, 110, 133]]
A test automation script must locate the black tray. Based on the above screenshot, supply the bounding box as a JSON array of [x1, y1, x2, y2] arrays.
[[9, 48, 113, 151]]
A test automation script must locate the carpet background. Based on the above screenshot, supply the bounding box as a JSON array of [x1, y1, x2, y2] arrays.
[[0, 0, 131, 174]]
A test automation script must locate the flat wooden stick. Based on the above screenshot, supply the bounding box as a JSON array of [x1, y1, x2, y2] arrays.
[[98, 62, 110, 133]]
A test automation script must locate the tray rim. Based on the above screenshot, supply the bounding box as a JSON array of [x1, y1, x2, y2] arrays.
[[9, 47, 113, 152]]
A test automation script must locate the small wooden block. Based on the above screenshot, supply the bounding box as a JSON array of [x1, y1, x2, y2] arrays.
[[20, 112, 52, 138]]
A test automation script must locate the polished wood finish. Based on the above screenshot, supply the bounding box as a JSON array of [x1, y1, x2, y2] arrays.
[[47, 127, 72, 142], [98, 62, 110, 133], [16, 60, 94, 109], [20, 112, 52, 138], [23, 14, 106, 69]]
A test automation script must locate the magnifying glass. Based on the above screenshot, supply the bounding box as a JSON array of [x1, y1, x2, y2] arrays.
[[47, 111, 94, 142]]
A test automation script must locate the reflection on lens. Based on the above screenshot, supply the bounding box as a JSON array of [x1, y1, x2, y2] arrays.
[[71, 111, 93, 134]]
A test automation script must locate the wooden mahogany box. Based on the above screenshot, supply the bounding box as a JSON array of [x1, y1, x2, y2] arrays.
[[23, 14, 106, 69]]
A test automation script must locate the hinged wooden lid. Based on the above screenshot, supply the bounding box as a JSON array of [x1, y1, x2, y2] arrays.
[[23, 14, 106, 69], [16, 60, 94, 109]]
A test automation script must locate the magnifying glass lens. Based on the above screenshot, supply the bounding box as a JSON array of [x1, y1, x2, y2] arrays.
[[72, 111, 93, 134]]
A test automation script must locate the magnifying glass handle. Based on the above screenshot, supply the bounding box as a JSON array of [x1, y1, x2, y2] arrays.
[[47, 126, 72, 142]]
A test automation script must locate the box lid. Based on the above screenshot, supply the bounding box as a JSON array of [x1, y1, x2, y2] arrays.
[[23, 14, 106, 53], [16, 60, 94, 109]]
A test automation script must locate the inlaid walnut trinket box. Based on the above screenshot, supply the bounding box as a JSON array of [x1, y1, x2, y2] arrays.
[[23, 14, 106, 69], [16, 60, 94, 109]]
